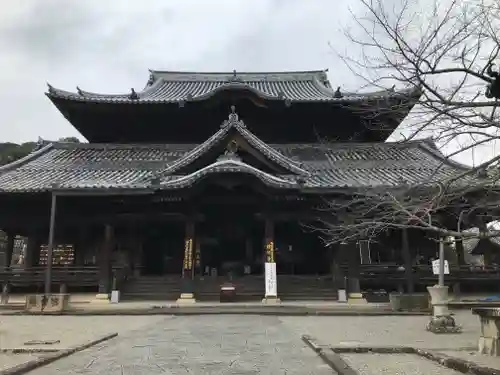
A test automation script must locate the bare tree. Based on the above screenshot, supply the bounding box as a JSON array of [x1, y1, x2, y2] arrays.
[[337, 0, 500, 164], [316, 0, 500, 246]]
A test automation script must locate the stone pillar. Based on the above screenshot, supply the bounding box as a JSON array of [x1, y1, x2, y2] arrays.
[[262, 218, 279, 303], [426, 237, 461, 333], [94, 224, 113, 303], [177, 220, 196, 304], [347, 241, 367, 304]]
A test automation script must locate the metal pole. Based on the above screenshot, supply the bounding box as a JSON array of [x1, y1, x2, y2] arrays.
[[44, 193, 57, 296], [438, 238, 445, 287]]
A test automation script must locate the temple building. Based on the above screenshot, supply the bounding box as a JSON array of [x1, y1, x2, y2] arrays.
[[0, 70, 478, 301]]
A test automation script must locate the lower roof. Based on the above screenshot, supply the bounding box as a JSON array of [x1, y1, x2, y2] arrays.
[[0, 138, 471, 193]]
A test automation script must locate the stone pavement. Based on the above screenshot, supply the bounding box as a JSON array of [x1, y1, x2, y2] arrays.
[[25, 315, 333, 375], [0, 316, 165, 350], [281, 310, 480, 351], [0, 311, 496, 374]]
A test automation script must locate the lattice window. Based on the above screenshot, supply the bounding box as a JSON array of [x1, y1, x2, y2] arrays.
[[39, 244, 75, 266]]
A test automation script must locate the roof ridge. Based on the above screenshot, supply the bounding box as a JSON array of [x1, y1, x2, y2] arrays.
[[416, 140, 473, 171]]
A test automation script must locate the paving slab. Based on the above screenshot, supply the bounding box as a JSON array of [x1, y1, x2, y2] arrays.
[[440, 350, 500, 372], [341, 353, 463, 375], [0, 316, 164, 350], [281, 310, 479, 350], [24, 315, 333, 375]]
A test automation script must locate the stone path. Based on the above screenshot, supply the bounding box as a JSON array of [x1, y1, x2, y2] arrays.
[[281, 310, 480, 350], [0, 312, 494, 374], [25, 316, 332, 374]]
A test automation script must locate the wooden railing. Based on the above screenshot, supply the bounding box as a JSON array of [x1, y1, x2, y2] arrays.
[[337, 264, 500, 284], [0, 266, 127, 288]]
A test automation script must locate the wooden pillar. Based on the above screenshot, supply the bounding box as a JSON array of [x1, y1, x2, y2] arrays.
[[263, 218, 279, 302], [4, 233, 14, 270], [24, 232, 42, 269], [75, 226, 87, 267], [95, 224, 113, 302], [346, 241, 367, 304], [401, 228, 414, 293], [177, 219, 196, 303], [194, 237, 201, 277]]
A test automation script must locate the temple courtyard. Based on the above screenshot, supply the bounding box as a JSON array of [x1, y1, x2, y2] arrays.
[[0, 311, 497, 374]]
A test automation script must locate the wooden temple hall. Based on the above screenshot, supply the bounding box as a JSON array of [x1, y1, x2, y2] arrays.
[[0, 69, 487, 302]]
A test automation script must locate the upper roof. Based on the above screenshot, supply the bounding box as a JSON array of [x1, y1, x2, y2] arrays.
[[46, 69, 420, 104], [0, 111, 472, 194]]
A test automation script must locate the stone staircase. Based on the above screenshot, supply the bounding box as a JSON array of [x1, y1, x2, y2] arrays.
[[121, 275, 337, 301], [121, 275, 182, 301]]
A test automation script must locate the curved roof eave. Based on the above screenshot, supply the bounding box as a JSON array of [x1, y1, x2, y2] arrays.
[[157, 158, 299, 190]]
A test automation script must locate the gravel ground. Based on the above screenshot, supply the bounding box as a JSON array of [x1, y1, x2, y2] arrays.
[[341, 353, 464, 375]]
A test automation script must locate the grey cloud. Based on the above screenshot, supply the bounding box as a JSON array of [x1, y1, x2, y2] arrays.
[[0, 0, 486, 165]]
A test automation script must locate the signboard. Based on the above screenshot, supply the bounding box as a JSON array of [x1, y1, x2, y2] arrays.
[[264, 262, 277, 297], [432, 259, 450, 275]]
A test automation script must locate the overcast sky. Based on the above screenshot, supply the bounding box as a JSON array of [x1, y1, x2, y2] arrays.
[[0, 0, 495, 165]]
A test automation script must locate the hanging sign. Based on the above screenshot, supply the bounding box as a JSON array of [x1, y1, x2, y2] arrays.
[[265, 241, 275, 263], [265, 262, 277, 297], [432, 259, 450, 275]]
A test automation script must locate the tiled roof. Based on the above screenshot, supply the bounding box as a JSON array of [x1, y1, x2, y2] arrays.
[[46, 70, 420, 104], [0, 138, 472, 193], [154, 107, 309, 178]]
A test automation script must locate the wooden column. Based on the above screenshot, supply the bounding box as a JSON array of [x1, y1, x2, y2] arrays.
[[95, 224, 113, 301], [75, 226, 87, 267], [177, 219, 196, 303], [194, 236, 201, 277], [264, 219, 275, 263], [4, 233, 14, 270], [401, 228, 414, 293], [263, 218, 279, 302], [346, 242, 361, 294], [24, 232, 42, 269]]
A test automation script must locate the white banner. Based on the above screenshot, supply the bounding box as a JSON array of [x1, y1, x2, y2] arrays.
[[432, 259, 450, 275], [265, 262, 277, 297]]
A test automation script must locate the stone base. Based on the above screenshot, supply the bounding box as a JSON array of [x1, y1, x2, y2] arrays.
[[478, 336, 500, 356], [92, 293, 111, 303], [176, 293, 196, 304], [348, 293, 368, 305], [25, 294, 70, 313], [262, 296, 281, 304], [426, 315, 462, 334]]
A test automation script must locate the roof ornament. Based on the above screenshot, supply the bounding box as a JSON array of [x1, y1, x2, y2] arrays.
[[147, 73, 154, 86], [334, 87, 343, 98], [220, 106, 246, 129], [218, 140, 241, 162], [129, 88, 139, 100], [32, 137, 46, 152], [76, 86, 84, 96], [47, 83, 55, 95], [228, 69, 244, 83]]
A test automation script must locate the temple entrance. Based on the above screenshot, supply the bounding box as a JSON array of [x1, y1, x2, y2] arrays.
[[141, 222, 184, 275], [199, 210, 264, 277]]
